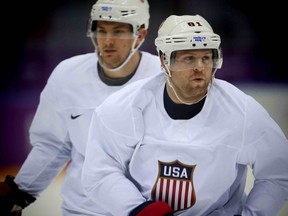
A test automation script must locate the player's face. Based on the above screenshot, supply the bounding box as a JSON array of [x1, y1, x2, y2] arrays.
[[169, 49, 214, 102], [95, 21, 135, 69]]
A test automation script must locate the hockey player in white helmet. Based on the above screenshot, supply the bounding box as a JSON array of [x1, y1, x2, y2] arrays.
[[0, 0, 162, 215], [82, 14, 288, 215], [87, 0, 150, 71], [155, 14, 223, 105]]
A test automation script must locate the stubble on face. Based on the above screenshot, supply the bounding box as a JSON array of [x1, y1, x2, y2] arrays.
[[170, 69, 212, 102]]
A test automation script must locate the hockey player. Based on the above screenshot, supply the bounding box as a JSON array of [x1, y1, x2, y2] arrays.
[[82, 14, 288, 216], [0, 0, 161, 215]]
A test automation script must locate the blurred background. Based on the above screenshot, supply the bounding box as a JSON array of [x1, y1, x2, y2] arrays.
[[0, 0, 287, 215]]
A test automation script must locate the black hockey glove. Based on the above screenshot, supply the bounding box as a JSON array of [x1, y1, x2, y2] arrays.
[[0, 175, 36, 215], [129, 200, 174, 216]]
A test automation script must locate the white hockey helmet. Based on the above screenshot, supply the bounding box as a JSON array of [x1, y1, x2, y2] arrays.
[[155, 15, 223, 73], [87, 0, 150, 37]]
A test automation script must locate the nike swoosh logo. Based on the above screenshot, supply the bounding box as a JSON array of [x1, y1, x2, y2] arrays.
[[70, 114, 82, 119]]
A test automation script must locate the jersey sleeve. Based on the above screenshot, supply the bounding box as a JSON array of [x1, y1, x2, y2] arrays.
[[14, 65, 72, 197], [82, 103, 146, 216], [238, 96, 288, 215]]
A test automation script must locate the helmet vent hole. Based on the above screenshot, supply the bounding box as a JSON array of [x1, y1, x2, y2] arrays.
[[121, 10, 136, 16]]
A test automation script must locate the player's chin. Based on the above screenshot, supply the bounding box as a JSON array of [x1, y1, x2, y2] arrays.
[[103, 62, 121, 69], [189, 82, 208, 92]]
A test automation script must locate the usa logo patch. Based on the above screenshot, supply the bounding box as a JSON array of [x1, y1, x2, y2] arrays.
[[151, 160, 196, 213]]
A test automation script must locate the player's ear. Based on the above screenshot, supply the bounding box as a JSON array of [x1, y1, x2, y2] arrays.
[[138, 28, 147, 38], [136, 28, 147, 45]]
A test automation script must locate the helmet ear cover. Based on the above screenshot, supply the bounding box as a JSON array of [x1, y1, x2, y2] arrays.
[[90, 20, 97, 32], [212, 48, 223, 69]]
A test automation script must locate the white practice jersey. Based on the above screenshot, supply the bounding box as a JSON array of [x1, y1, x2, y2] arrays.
[[14, 51, 162, 216], [82, 73, 288, 216]]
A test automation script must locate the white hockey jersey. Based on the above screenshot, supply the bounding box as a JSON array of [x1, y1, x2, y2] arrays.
[[82, 73, 288, 216], [14, 51, 162, 216]]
